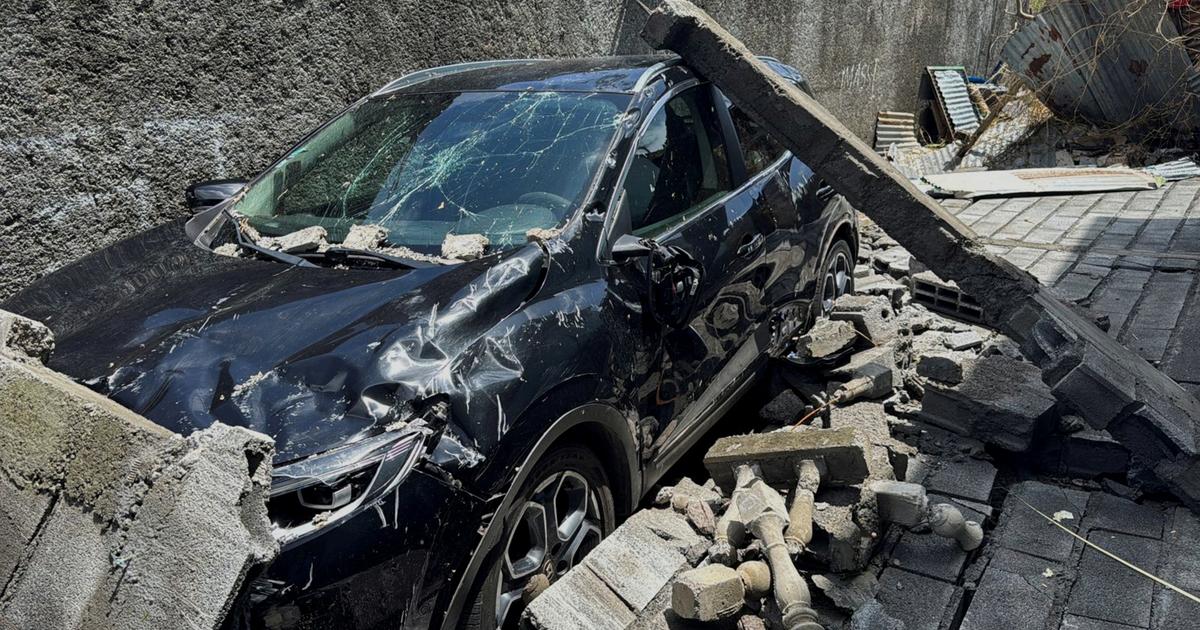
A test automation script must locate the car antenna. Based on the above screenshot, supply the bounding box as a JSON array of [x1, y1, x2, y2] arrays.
[[635, 0, 652, 15]]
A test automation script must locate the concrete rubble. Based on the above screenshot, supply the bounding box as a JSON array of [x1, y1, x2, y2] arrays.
[[641, 0, 1200, 512], [526, 208, 1200, 628], [0, 309, 278, 630], [522, 3, 1200, 618]]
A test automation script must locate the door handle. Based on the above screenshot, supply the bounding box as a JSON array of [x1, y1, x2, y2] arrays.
[[737, 233, 765, 258]]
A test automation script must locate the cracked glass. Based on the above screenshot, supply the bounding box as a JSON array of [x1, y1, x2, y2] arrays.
[[232, 90, 629, 254]]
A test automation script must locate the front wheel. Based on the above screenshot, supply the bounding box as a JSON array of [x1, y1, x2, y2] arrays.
[[464, 445, 615, 630]]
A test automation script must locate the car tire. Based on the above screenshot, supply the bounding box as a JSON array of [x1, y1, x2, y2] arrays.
[[814, 239, 855, 320], [463, 445, 616, 630]]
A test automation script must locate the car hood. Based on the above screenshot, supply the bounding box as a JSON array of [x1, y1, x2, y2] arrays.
[[5, 220, 546, 463]]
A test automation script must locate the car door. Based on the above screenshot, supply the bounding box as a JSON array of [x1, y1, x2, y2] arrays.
[[607, 82, 767, 465]]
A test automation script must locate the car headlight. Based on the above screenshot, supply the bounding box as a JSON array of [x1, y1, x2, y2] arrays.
[[268, 428, 425, 548]]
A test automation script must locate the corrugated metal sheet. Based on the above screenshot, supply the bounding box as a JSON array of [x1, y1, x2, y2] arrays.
[[1001, 0, 1200, 130], [930, 68, 981, 136], [1145, 158, 1200, 181], [923, 167, 1160, 199], [874, 111, 920, 155]]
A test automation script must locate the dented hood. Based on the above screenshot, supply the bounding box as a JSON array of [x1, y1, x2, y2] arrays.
[[9, 222, 546, 464]]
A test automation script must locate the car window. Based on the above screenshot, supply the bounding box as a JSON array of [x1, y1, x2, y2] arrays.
[[729, 106, 787, 174], [231, 91, 628, 254], [624, 86, 732, 237]]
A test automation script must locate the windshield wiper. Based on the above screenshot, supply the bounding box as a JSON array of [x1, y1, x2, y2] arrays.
[[223, 211, 319, 268], [297, 247, 435, 270]]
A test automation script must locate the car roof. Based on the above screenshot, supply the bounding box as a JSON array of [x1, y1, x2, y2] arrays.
[[373, 55, 676, 96], [372, 55, 810, 97]]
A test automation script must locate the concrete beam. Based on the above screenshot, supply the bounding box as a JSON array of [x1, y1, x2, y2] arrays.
[[641, 0, 1200, 509]]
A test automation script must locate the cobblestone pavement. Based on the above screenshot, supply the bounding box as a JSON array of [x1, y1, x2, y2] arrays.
[[940, 179, 1200, 397]]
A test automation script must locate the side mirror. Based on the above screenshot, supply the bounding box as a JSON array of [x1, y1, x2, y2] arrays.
[[185, 179, 247, 212], [611, 233, 652, 263]]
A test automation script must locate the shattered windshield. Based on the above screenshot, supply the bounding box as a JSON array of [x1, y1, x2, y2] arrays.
[[231, 90, 628, 256]]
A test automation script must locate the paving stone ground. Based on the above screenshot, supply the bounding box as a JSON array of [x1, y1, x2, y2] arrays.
[[940, 180, 1200, 388], [874, 474, 1199, 630]]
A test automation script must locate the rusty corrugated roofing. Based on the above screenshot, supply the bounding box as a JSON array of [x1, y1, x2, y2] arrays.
[[1000, 0, 1200, 131], [874, 111, 920, 155]]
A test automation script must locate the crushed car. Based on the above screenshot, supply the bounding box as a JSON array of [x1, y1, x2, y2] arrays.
[[2, 55, 858, 629]]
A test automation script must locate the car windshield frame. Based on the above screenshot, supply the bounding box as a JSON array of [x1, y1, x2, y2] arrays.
[[229, 89, 632, 256]]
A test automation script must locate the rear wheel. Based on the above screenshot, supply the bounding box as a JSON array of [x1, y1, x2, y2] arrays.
[[464, 446, 615, 630], [815, 239, 855, 318]]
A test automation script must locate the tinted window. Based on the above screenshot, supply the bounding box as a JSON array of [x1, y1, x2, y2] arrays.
[[232, 91, 628, 253], [624, 87, 732, 236], [730, 106, 787, 174]]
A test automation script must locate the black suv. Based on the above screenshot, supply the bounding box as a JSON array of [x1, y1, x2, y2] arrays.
[[4, 55, 857, 629]]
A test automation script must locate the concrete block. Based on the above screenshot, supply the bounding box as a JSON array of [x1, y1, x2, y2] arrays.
[[671, 564, 744, 622], [0, 309, 54, 363], [916, 351, 971, 384], [758, 388, 806, 426], [704, 428, 870, 492], [943, 330, 984, 351], [657, 477, 724, 513], [793, 318, 857, 361], [855, 273, 907, 305], [341, 224, 388, 250], [523, 564, 635, 630], [920, 354, 1056, 452], [582, 509, 695, 611], [829, 294, 898, 345], [1053, 429, 1130, 478], [441, 233, 489, 260], [0, 353, 277, 630], [812, 494, 874, 572], [924, 458, 997, 505], [260, 225, 328, 253], [872, 480, 927, 527]]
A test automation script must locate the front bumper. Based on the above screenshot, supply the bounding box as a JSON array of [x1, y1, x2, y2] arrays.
[[249, 467, 482, 630]]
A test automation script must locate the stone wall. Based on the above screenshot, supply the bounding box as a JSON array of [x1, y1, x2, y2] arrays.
[[0, 0, 1015, 299]]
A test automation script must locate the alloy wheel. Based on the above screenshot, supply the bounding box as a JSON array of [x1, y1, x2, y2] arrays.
[[820, 249, 853, 315], [494, 470, 604, 629]]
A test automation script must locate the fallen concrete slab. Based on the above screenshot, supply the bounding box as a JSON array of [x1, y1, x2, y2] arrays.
[[641, 0, 1200, 510], [0, 310, 277, 630]]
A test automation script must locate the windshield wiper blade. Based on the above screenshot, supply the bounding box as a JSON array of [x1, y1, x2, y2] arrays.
[[299, 247, 435, 269], [223, 211, 319, 268]]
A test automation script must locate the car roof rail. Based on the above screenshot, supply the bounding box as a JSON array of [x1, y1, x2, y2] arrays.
[[631, 56, 682, 92], [371, 59, 535, 97]]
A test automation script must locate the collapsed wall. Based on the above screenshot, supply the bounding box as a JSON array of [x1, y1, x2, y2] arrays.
[[0, 311, 277, 630], [641, 0, 1200, 510]]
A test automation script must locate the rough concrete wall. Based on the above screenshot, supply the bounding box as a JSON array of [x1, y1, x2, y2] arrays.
[[0, 0, 1014, 300], [0, 312, 277, 630]]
